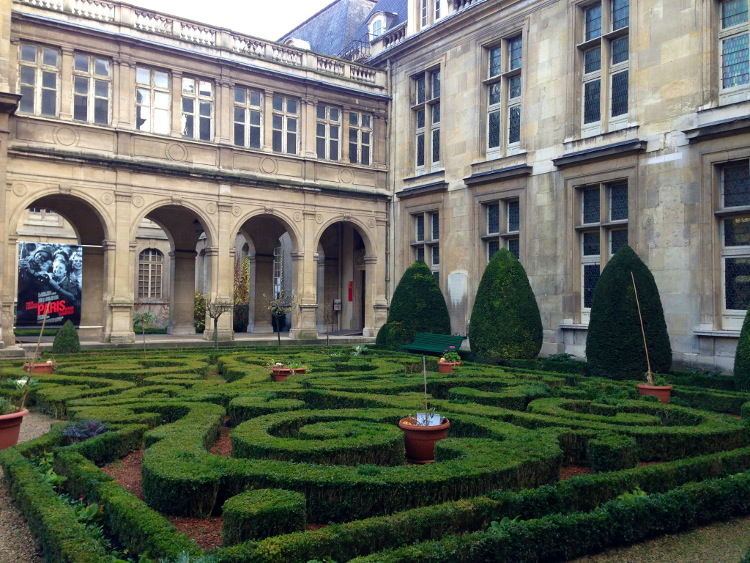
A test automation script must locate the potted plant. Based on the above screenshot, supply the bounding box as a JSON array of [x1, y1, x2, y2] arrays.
[[398, 356, 450, 463], [0, 376, 35, 450], [268, 360, 307, 382], [631, 272, 672, 403], [438, 346, 462, 373], [22, 359, 55, 374]]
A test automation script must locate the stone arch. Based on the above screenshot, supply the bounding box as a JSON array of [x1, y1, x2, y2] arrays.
[[7, 191, 113, 345]]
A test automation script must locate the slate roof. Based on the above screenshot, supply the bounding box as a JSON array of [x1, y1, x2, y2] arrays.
[[351, 0, 408, 45], [279, 0, 377, 57]]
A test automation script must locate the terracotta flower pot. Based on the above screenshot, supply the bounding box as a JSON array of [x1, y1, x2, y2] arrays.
[[637, 382, 673, 404], [23, 362, 53, 374], [0, 409, 29, 450], [271, 367, 306, 382], [398, 416, 450, 464], [438, 361, 461, 374]]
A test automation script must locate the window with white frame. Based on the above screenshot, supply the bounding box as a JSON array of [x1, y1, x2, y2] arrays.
[[19, 44, 59, 117], [435, 0, 441, 21], [412, 210, 440, 280], [233, 87, 263, 149], [719, 0, 749, 102], [413, 68, 441, 174], [72, 54, 110, 125], [421, 0, 429, 27], [718, 160, 750, 326], [483, 199, 521, 261], [579, 0, 629, 135], [272, 95, 299, 155], [181, 77, 213, 141], [486, 34, 523, 158], [371, 19, 383, 39], [316, 105, 341, 161], [348, 111, 372, 166], [577, 181, 629, 320], [273, 243, 284, 299], [135, 67, 170, 135], [138, 249, 163, 299]]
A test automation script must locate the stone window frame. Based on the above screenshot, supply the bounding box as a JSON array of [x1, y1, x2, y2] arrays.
[[564, 165, 636, 324], [472, 178, 527, 269], [135, 66, 171, 135], [483, 33, 524, 160], [316, 104, 342, 161], [348, 111, 372, 166], [18, 43, 60, 117], [411, 65, 442, 175], [717, 0, 750, 105], [138, 248, 163, 299], [271, 94, 300, 155], [695, 147, 750, 331], [573, 0, 631, 138], [72, 52, 111, 126], [233, 86, 263, 150], [180, 76, 214, 142], [408, 205, 440, 282]]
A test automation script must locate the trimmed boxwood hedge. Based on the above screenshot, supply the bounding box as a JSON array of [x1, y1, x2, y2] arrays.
[[468, 248, 543, 361], [376, 261, 451, 350], [223, 489, 306, 545], [586, 245, 672, 380]]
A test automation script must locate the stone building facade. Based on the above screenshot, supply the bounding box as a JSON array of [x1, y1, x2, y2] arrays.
[[368, 0, 749, 371], [0, 0, 390, 348]]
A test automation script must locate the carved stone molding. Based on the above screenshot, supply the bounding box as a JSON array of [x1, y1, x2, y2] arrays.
[[59, 184, 72, 195], [206, 202, 217, 214], [131, 195, 144, 207], [11, 183, 27, 197]]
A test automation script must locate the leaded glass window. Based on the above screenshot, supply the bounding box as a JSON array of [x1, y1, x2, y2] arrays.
[[584, 80, 601, 123], [611, 0, 629, 29], [486, 33, 523, 155], [583, 188, 600, 224], [585, 4, 602, 40], [720, 0, 749, 90], [612, 71, 629, 116], [611, 229, 628, 254], [720, 161, 750, 313], [610, 182, 629, 220], [723, 162, 750, 207], [583, 264, 600, 308]]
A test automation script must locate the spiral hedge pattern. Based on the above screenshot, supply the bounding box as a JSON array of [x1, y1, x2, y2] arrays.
[[1, 346, 749, 563]]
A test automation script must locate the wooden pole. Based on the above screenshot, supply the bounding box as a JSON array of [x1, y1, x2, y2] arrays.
[[631, 272, 654, 385], [423, 355, 429, 425], [21, 302, 50, 410]]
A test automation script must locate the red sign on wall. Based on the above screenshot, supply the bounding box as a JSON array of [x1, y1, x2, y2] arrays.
[[348, 281, 353, 302]]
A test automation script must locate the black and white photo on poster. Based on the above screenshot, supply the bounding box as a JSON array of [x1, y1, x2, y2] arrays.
[[17, 242, 82, 327]]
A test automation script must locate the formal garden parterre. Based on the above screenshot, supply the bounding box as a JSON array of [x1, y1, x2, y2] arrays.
[[2, 346, 750, 562]]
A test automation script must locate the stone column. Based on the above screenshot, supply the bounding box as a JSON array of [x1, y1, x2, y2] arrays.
[[167, 249, 198, 335], [216, 79, 232, 145], [246, 254, 256, 332], [0, 92, 20, 353], [368, 216, 389, 337], [113, 57, 133, 128], [78, 245, 105, 341], [300, 97, 317, 158], [253, 254, 274, 333], [105, 190, 136, 343], [171, 70, 182, 137]]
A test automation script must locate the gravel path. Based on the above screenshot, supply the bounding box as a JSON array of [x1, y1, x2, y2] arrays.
[[0, 411, 54, 563]]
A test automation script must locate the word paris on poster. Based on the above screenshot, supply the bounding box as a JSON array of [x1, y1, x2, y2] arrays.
[[17, 242, 82, 328]]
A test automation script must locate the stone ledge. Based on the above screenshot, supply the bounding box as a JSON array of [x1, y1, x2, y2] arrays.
[[693, 330, 741, 338]]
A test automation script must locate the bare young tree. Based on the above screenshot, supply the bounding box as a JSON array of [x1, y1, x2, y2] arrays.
[[206, 300, 233, 349]]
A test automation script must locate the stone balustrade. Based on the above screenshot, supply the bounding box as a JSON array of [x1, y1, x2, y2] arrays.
[[15, 0, 383, 87]]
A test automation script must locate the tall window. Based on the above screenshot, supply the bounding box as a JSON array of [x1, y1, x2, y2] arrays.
[[371, 19, 383, 39], [413, 68, 441, 174], [486, 34, 523, 158], [73, 54, 110, 125], [412, 211, 439, 280], [349, 112, 372, 166], [718, 160, 750, 322], [421, 0, 429, 27], [135, 67, 170, 135], [719, 0, 749, 97], [234, 87, 263, 149], [181, 77, 213, 141], [272, 95, 299, 154], [273, 243, 284, 298], [577, 181, 629, 319], [316, 105, 341, 161], [579, 0, 629, 134], [19, 44, 59, 116], [484, 199, 520, 261], [138, 249, 163, 299]]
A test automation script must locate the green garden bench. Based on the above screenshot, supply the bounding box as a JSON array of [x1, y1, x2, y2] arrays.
[[400, 333, 466, 355]]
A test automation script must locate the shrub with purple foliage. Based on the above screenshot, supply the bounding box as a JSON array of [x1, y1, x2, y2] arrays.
[[61, 419, 109, 443]]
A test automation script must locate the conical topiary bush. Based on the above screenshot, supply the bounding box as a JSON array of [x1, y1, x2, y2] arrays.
[[376, 260, 451, 350], [734, 305, 750, 391], [468, 248, 543, 362], [585, 244, 672, 380], [52, 320, 80, 354]]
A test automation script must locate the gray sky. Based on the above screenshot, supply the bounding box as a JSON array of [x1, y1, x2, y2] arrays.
[[126, 0, 336, 41]]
